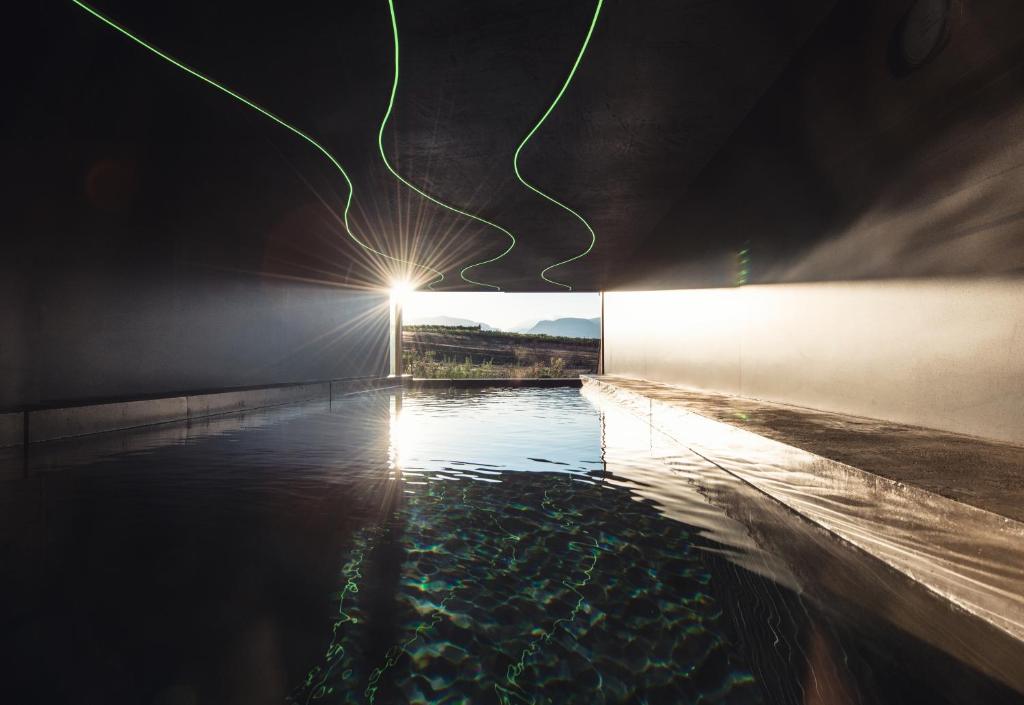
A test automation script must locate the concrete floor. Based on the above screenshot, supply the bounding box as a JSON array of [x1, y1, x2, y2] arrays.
[[582, 374, 1024, 647], [586, 374, 1024, 522]]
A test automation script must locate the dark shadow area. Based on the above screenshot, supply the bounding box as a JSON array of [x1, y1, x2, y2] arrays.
[[0, 394, 393, 705]]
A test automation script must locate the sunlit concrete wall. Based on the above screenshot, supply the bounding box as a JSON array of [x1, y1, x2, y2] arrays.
[[603, 277, 1024, 445], [0, 266, 388, 410]]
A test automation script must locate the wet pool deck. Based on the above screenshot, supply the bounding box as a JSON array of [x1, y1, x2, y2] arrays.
[[585, 374, 1024, 522], [582, 374, 1024, 645]]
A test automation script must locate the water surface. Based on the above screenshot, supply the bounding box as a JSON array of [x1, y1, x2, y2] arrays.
[[0, 387, 1020, 704]]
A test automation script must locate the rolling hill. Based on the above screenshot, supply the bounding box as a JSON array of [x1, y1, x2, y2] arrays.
[[526, 317, 600, 339], [404, 315, 496, 331]]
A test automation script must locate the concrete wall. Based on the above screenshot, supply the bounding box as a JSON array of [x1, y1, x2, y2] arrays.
[[1, 266, 389, 411], [0, 378, 392, 447], [2, 3, 393, 413], [606, 1, 1024, 446], [603, 277, 1024, 445]]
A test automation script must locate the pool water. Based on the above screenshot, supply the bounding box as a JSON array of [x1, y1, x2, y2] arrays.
[[0, 387, 1020, 704]]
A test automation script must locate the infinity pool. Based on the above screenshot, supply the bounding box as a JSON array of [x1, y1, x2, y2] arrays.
[[0, 387, 1020, 704]]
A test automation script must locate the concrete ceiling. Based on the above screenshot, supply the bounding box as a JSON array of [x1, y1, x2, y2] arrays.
[[6, 0, 834, 291]]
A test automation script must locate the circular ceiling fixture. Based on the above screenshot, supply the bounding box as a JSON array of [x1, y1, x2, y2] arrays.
[[890, 0, 953, 75]]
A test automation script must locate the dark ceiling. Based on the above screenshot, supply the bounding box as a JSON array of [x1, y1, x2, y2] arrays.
[[3, 0, 841, 292]]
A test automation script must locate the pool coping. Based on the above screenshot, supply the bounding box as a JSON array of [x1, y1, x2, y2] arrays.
[[406, 377, 583, 389], [582, 374, 1024, 646], [0, 376, 586, 448], [1, 376, 399, 447], [583, 375, 1024, 522]]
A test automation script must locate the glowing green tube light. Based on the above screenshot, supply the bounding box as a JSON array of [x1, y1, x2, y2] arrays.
[[380, 0, 516, 291], [514, 0, 604, 291], [70, 0, 444, 289]]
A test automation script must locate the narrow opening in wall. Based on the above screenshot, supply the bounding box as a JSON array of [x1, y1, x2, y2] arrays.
[[393, 291, 601, 379]]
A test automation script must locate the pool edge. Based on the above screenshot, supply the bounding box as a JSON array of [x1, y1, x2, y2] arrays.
[[581, 374, 1024, 647]]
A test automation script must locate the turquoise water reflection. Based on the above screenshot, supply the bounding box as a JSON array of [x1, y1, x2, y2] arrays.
[[289, 388, 1023, 705], [4, 387, 1013, 703], [293, 389, 760, 703], [301, 472, 756, 701]]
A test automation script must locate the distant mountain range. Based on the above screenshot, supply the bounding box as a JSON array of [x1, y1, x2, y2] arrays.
[[507, 319, 540, 333], [405, 315, 496, 330], [406, 315, 600, 339], [526, 317, 600, 339]]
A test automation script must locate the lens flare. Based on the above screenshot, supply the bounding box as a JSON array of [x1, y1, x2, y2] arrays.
[[380, 0, 516, 291], [70, 0, 443, 289], [389, 278, 415, 304]]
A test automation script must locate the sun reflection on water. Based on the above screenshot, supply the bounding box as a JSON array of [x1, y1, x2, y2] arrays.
[[388, 394, 423, 483]]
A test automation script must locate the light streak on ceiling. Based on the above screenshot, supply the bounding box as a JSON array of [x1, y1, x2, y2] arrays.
[[513, 0, 604, 291], [70, 0, 444, 290], [380, 0, 516, 291]]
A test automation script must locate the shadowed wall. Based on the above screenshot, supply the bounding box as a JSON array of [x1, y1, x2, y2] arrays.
[[1, 2, 393, 410], [621, 0, 1024, 289]]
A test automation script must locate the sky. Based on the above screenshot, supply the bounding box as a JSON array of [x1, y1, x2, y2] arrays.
[[404, 292, 600, 330]]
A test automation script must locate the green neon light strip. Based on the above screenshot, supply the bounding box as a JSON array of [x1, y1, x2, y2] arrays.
[[381, 0, 515, 291], [514, 0, 604, 291], [71, 0, 444, 289]]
